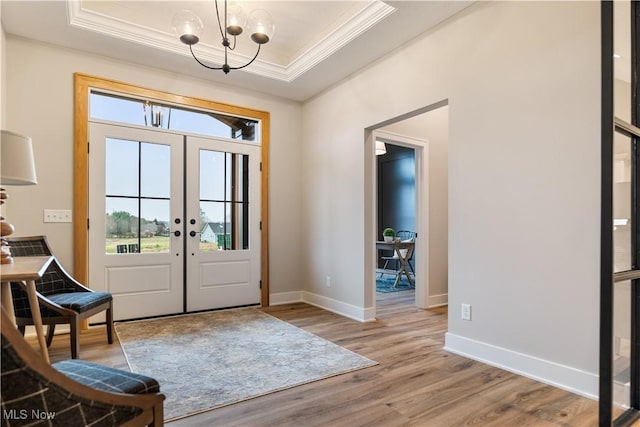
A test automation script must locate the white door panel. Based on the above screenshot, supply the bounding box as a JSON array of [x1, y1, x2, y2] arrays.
[[185, 136, 261, 311], [89, 123, 184, 320]]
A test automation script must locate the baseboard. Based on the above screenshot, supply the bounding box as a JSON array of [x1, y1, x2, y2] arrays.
[[270, 291, 374, 322], [427, 293, 448, 308], [302, 292, 373, 322], [444, 333, 599, 400], [269, 291, 304, 306]]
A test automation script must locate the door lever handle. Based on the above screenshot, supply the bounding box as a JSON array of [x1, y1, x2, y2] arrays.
[[174, 230, 181, 237], [190, 230, 202, 237]]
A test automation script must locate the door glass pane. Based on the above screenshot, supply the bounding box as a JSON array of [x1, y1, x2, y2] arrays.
[[140, 199, 170, 253], [105, 197, 138, 254], [141, 143, 170, 198], [198, 149, 250, 252], [613, 0, 631, 121], [613, 133, 632, 272], [613, 280, 632, 410], [106, 138, 138, 197], [90, 91, 260, 142], [200, 150, 226, 201], [234, 202, 249, 250], [199, 201, 226, 251], [104, 139, 172, 254], [233, 153, 249, 203]]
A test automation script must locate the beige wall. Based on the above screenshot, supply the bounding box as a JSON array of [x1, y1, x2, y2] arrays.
[[302, 1, 600, 396], [1, 10, 6, 128], [2, 36, 304, 296]]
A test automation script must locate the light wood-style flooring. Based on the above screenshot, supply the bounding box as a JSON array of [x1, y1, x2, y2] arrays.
[[38, 291, 601, 426]]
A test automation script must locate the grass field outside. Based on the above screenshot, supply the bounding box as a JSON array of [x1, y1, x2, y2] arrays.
[[105, 236, 219, 253]]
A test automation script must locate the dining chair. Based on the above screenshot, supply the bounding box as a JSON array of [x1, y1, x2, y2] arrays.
[[6, 235, 114, 359]]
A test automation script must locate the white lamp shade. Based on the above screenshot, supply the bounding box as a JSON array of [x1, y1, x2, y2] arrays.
[[172, 10, 204, 45], [1, 130, 37, 185], [375, 140, 387, 156]]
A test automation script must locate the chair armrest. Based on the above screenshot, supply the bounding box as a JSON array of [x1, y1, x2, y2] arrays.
[[48, 256, 95, 292]]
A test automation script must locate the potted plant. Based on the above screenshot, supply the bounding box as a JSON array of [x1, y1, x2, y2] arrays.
[[383, 228, 395, 243]]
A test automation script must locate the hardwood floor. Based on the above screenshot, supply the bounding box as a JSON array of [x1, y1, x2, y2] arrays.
[[37, 291, 602, 426]]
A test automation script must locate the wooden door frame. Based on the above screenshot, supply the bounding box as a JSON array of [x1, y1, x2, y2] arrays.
[[73, 73, 270, 307]]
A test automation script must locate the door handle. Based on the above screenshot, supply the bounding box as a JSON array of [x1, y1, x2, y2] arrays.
[[190, 230, 201, 237], [174, 230, 181, 237]]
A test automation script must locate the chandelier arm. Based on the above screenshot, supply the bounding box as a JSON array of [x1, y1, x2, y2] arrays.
[[189, 45, 224, 71], [229, 35, 237, 51], [229, 44, 261, 70]]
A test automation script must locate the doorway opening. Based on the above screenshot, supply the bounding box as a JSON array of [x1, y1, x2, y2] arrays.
[[364, 100, 449, 316], [375, 138, 418, 302]]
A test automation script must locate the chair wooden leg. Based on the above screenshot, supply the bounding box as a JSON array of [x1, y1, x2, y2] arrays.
[[70, 317, 80, 359], [46, 324, 56, 347], [106, 305, 114, 344], [150, 402, 164, 427]]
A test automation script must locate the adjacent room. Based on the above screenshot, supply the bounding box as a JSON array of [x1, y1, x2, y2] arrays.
[[1, 1, 638, 426]]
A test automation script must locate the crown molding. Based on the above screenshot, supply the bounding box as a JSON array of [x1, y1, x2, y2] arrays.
[[66, 0, 395, 83], [286, 1, 396, 81]]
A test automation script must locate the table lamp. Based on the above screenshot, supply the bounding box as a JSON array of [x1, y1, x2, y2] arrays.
[[1, 130, 38, 264]]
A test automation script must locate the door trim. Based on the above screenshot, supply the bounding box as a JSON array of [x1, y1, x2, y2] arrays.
[[73, 73, 271, 306], [372, 130, 429, 310]]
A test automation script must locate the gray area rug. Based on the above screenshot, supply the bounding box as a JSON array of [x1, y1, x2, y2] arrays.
[[115, 308, 377, 421]]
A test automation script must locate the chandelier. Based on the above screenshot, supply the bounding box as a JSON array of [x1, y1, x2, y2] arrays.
[[172, 0, 275, 74]]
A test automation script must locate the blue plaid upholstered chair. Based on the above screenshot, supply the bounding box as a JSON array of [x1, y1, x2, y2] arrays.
[[6, 235, 114, 359], [1, 307, 164, 427]]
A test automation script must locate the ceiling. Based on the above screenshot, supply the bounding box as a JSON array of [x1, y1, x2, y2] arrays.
[[2, 1, 632, 102], [1, 0, 474, 102]]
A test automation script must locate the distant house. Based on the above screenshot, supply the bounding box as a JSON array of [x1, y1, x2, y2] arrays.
[[201, 222, 232, 248], [200, 222, 223, 243]]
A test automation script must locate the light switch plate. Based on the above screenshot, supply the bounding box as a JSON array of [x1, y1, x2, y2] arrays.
[[44, 209, 72, 223]]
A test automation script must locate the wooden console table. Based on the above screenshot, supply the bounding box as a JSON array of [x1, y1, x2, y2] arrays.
[[1, 256, 54, 363]]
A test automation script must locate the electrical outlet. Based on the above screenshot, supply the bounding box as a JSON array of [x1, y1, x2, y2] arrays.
[[461, 304, 472, 321], [43, 209, 72, 223], [326, 276, 332, 287]]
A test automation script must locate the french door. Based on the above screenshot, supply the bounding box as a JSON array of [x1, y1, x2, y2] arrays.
[[88, 122, 260, 320], [185, 135, 261, 312], [600, 1, 639, 425]]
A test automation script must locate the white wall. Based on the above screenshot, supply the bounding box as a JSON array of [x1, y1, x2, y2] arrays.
[[3, 36, 304, 296], [381, 106, 449, 304], [301, 1, 600, 397]]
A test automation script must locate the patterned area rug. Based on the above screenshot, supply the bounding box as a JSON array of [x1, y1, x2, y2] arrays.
[[376, 273, 415, 293], [115, 308, 377, 421]]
